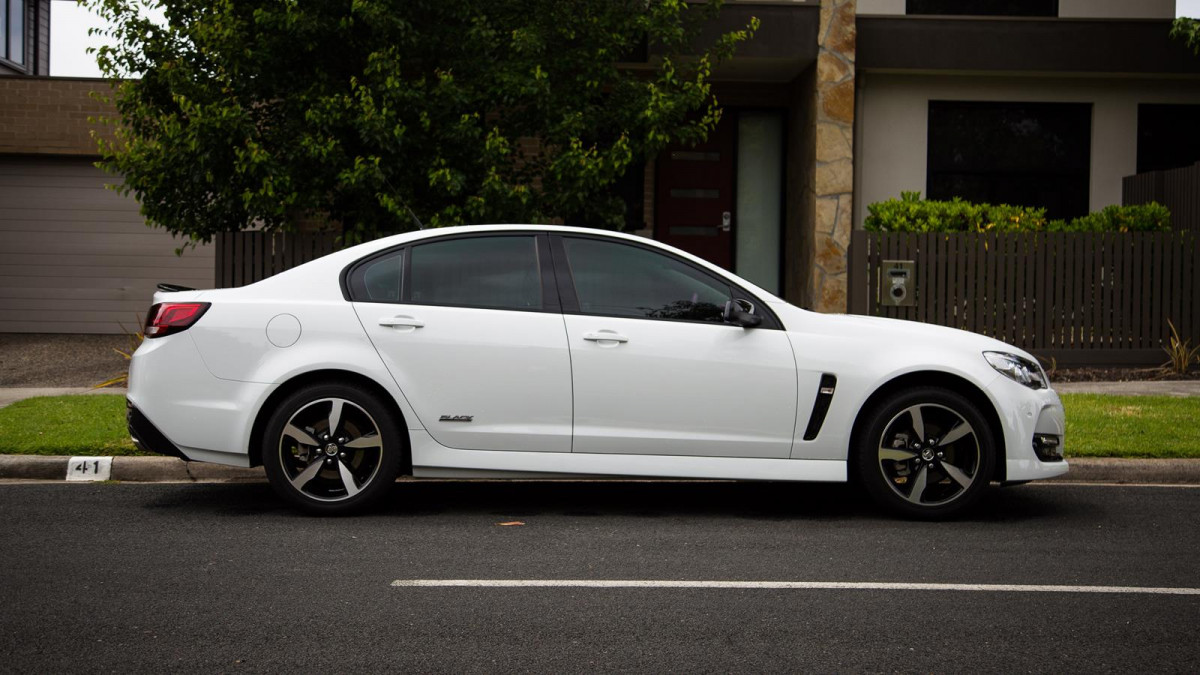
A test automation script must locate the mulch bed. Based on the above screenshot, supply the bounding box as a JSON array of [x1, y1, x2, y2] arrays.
[[1049, 366, 1200, 382], [0, 334, 132, 388]]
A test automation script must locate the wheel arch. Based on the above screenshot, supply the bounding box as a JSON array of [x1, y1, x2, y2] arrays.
[[248, 369, 412, 475], [849, 370, 1007, 482]]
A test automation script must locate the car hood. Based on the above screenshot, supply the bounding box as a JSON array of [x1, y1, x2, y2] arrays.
[[773, 304, 1036, 363]]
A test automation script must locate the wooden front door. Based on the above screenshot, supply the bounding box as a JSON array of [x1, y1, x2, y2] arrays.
[[654, 119, 736, 269]]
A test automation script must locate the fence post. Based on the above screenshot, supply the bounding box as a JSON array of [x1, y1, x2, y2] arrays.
[[849, 229, 868, 314]]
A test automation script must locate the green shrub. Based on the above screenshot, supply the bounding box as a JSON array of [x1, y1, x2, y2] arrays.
[[1046, 202, 1171, 233], [864, 192, 1047, 232], [865, 193, 1172, 233]]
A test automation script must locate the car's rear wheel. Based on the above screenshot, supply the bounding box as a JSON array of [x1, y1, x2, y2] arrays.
[[855, 387, 995, 519], [262, 383, 403, 514]]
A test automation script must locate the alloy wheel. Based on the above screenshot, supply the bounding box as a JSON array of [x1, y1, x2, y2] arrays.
[[877, 403, 981, 507], [277, 397, 384, 502]]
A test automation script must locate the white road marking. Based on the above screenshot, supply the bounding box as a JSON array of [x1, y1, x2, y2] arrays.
[[390, 579, 1200, 596]]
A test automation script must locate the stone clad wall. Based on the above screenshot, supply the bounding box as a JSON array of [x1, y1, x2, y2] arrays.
[[810, 0, 856, 312]]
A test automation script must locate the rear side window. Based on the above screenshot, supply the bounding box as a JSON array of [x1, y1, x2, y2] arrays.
[[410, 236, 542, 310], [349, 250, 404, 303], [563, 237, 731, 323]]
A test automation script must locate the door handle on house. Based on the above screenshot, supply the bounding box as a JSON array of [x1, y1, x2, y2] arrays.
[[379, 316, 425, 329], [582, 331, 628, 343], [720, 211, 732, 232]]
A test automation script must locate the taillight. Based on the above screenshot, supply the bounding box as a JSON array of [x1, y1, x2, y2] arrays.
[[144, 302, 211, 338]]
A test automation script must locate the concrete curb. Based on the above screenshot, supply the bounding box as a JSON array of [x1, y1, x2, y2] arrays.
[[1, 455, 1198, 484], [0, 455, 264, 482]]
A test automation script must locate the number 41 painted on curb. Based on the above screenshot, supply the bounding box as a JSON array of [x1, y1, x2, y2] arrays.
[[66, 457, 112, 482]]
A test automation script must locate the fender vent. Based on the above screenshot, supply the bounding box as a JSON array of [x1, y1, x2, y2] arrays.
[[802, 374, 838, 441]]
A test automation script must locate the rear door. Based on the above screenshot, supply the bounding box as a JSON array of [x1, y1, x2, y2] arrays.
[[350, 233, 572, 453]]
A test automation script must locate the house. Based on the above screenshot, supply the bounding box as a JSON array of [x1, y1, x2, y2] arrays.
[[1, 0, 1197, 334]]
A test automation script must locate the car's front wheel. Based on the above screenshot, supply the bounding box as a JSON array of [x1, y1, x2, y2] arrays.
[[262, 383, 404, 515], [855, 387, 996, 519]]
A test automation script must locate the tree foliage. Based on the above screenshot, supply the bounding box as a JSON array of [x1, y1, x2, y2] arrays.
[[87, 0, 757, 243], [1171, 17, 1200, 56]]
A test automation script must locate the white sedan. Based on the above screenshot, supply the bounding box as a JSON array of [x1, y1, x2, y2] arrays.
[[128, 225, 1067, 517]]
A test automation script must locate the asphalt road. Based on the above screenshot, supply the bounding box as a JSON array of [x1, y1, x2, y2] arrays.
[[0, 481, 1197, 673]]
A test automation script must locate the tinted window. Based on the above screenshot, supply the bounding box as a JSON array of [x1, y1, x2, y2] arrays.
[[349, 250, 404, 303], [927, 100, 1091, 220], [564, 238, 731, 323], [907, 0, 1057, 16], [410, 236, 541, 310]]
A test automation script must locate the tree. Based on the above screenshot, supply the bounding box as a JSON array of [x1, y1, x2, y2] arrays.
[[1171, 17, 1200, 55], [87, 0, 757, 244]]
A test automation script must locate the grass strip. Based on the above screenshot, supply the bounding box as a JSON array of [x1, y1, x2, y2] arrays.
[[0, 394, 144, 456], [1059, 393, 1200, 459]]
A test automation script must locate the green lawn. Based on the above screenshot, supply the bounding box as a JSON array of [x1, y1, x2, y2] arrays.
[[0, 392, 1196, 459], [1060, 393, 1200, 459], [0, 394, 143, 456]]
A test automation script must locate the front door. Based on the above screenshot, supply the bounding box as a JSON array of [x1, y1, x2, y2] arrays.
[[555, 235, 797, 459], [349, 234, 572, 453], [655, 118, 736, 269]]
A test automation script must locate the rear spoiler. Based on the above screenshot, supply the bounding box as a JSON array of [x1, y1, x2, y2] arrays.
[[156, 283, 196, 293]]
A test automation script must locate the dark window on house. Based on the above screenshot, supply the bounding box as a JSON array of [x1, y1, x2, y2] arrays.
[[1137, 104, 1200, 174], [2, 0, 25, 66], [927, 100, 1091, 220], [906, 0, 1057, 16]]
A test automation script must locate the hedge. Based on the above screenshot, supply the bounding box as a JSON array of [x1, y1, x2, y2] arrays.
[[864, 192, 1172, 233]]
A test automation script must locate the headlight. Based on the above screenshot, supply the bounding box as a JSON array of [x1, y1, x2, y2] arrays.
[[983, 351, 1048, 389]]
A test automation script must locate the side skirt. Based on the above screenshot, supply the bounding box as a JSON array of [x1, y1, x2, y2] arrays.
[[408, 431, 847, 482]]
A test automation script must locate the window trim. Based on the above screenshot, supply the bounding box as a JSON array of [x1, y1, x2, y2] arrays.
[[550, 233, 782, 330], [341, 232, 559, 314]]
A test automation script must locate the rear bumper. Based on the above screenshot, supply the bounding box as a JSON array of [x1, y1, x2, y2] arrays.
[[126, 399, 186, 460], [128, 332, 270, 467]]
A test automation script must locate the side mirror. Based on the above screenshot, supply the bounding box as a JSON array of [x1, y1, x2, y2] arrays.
[[723, 299, 762, 328]]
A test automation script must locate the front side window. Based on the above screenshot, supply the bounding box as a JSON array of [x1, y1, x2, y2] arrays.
[[409, 236, 541, 310], [563, 237, 731, 323]]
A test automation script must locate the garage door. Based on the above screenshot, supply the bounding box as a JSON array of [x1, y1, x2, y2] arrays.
[[0, 157, 214, 334]]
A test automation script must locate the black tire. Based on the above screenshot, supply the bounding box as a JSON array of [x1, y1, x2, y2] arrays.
[[262, 382, 404, 515], [854, 387, 996, 520]]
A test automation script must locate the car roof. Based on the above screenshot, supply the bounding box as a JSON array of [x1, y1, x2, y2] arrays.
[[349, 223, 650, 251]]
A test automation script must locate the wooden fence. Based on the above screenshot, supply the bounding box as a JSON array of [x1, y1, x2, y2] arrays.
[[847, 231, 1200, 366], [215, 231, 340, 288], [1123, 162, 1200, 233]]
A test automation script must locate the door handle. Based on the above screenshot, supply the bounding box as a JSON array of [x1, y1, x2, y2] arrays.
[[379, 316, 425, 328], [582, 331, 628, 343]]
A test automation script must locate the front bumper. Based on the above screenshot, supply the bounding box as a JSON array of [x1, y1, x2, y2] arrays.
[[985, 374, 1069, 481]]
